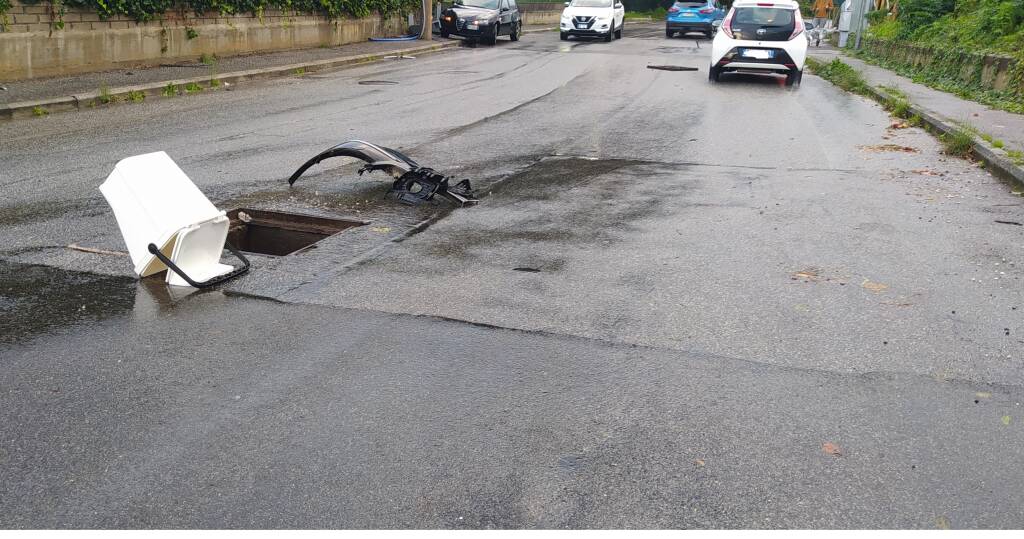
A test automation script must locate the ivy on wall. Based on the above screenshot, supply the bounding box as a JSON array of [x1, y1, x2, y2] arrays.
[[4, 0, 419, 25], [1, 0, 12, 31]]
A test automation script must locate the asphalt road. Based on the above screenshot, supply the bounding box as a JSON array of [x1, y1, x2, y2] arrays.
[[1, 23, 1023, 528]]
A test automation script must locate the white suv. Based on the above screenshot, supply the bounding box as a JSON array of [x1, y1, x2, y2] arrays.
[[560, 0, 625, 42], [708, 0, 807, 86]]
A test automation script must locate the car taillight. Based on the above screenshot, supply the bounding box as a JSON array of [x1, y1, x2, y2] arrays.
[[668, 7, 679, 13], [699, 7, 714, 13], [721, 9, 735, 38], [789, 9, 805, 40]]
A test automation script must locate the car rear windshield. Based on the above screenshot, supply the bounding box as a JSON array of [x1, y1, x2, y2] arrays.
[[675, 1, 708, 7], [730, 7, 794, 41]]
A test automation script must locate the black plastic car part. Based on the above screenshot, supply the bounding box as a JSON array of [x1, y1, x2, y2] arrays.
[[287, 140, 476, 206]]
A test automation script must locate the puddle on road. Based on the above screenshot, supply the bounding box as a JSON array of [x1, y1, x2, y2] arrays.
[[0, 198, 100, 227], [0, 260, 137, 345], [653, 46, 699, 53], [424, 156, 683, 261]]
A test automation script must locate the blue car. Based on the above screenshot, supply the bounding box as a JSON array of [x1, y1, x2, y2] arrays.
[[665, 0, 726, 39]]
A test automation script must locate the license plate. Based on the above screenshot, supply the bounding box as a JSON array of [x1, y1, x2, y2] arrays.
[[682, 12, 695, 17], [467, 23, 479, 30], [576, 23, 587, 29], [742, 49, 773, 59]]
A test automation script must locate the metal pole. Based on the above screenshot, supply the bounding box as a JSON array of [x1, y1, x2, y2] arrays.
[[853, 0, 867, 49]]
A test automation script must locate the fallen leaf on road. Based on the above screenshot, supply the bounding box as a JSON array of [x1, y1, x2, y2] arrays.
[[695, 459, 705, 467], [936, 516, 951, 530], [1002, 415, 1012, 426], [861, 279, 889, 293], [910, 169, 940, 176], [371, 226, 392, 233], [890, 120, 910, 129], [975, 392, 992, 399], [792, 268, 819, 281], [859, 144, 919, 153], [822, 442, 842, 456]]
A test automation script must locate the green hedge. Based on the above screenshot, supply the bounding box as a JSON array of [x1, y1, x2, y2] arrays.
[[7, 0, 419, 23]]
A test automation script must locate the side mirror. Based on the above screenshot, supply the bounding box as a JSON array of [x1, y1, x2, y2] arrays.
[[615, 2, 623, 7], [501, 6, 509, 11], [564, 1, 570, 5]]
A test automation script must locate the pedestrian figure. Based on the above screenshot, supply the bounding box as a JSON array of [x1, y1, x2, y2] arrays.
[[811, 0, 834, 29]]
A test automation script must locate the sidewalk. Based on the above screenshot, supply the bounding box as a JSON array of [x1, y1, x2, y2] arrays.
[[810, 47, 1024, 185], [0, 26, 553, 119]]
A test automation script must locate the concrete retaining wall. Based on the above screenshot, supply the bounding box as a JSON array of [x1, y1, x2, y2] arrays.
[[520, 3, 564, 25], [0, 2, 406, 80], [0, 1, 564, 81], [861, 38, 1019, 93]]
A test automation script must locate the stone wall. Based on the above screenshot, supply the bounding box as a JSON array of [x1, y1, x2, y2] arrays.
[[0, 2, 407, 80], [861, 38, 1020, 94]]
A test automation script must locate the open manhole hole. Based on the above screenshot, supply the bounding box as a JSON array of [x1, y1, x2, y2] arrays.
[[227, 209, 365, 256], [358, 80, 399, 85], [646, 65, 699, 72]]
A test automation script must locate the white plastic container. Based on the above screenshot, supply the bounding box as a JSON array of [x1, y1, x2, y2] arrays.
[[99, 151, 239, 287]]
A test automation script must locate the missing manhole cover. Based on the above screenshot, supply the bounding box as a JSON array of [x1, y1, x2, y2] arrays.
[[358, 80, 399, 85], [227, 209, 365, 256], [646, 65, 699, 71]]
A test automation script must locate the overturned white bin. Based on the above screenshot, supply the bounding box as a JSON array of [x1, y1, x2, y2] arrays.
[[99, 151, 249, 288]]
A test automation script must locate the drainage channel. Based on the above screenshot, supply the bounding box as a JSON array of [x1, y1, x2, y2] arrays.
[[227, 208, 366, 257]]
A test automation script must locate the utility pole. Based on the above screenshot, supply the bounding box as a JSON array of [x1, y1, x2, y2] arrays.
[[423, 0, 434, 40], [852, 0, 867, 49]]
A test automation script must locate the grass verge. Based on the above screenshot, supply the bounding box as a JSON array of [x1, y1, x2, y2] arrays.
[[624, 8, 666, 20], [805, 57, 871, 97], [940, 129, 975, 158]]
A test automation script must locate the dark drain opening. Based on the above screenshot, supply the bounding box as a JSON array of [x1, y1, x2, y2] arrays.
[[226, 208, 365, 256], [358, 80, 399, 85], [646, 65, 699, 71]]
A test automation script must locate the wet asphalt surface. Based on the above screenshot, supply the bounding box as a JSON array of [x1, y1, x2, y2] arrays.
[[2, 24, 1024, 528]]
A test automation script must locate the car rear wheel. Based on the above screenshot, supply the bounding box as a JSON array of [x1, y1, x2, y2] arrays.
[[510, 21, 521, 41], [708, 65, 721, 82], [786, 69, 802, 87], [560, 31, 568, 41]]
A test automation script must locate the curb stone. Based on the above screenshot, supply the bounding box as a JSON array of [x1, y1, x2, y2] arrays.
[[866, 84, 1024, 190], [0, 27, 558, 122], [2, 35, 508, 122]]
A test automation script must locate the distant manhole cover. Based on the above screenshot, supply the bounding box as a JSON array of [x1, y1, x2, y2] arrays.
[[227, 209, 365, 256], [358, 80, 400, 85], [647, 65, 699, 71]]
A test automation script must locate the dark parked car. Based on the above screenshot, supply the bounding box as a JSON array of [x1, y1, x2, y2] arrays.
[[439, 0, 523, 45]]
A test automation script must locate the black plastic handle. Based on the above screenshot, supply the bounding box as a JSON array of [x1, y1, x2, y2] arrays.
[[147, 241, 250, 289]]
